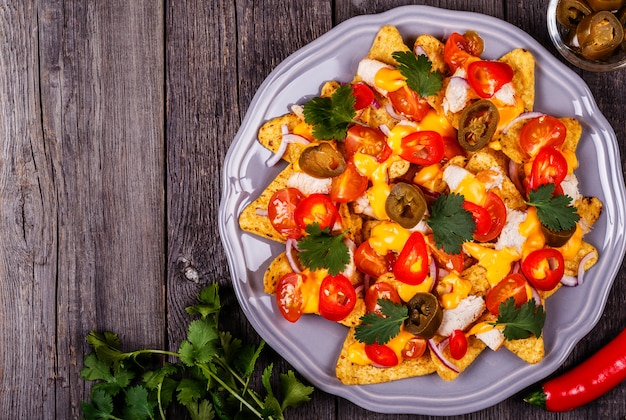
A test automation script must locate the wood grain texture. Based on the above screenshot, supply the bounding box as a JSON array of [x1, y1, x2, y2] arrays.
[[0, 0, 624, 418]]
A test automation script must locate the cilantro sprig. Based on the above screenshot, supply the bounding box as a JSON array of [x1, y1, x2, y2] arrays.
[[297, 223, 350, 275], [354, 299, 408, 345], [492, 297, 546, 340], [426, 193, 476, 255], [80, 283, 314, 420], [526, 184, 580, 231], [302, 83, 357, 140], [392, 51, 443, 98]]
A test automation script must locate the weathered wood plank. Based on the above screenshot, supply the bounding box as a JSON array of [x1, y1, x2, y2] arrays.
[[36, 1, 164, 418]]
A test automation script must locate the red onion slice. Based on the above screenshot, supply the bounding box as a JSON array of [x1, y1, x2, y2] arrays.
[[576, 252, 595, 286], [502, 111, 545, 134], [427, 338, 460, 373], [285, 238, 301, 273], [266, 125, 310, 167], [384, 103, 408, 121]]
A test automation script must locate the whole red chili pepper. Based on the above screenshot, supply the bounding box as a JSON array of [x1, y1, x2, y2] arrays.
[[524, 328, 626, 411]]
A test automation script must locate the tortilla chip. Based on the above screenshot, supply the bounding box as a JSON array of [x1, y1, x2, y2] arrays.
[[366, 25, 410, 65], [336, 328, 436, 384], [498, 49, 535, 112], [239, 164, 294, 243], [414, 34, 446, 73], [504, 335, 545, 364]]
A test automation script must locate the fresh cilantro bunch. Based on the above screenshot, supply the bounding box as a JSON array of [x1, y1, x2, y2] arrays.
[[80, 283, 314, 420], [427, 193, 476, 255], [303, 83, 356, 140], [392, 51, 443, 98], [526, 184, 580, 231]]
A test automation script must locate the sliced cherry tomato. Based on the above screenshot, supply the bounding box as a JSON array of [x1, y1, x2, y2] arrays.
[[463, 201, 492, 238], [399, 131, 445, 166], [521, 248, 565, 291], [364, 343, 399, 367], [364, 281, 401, 315], [275, 272, 305, 322], [527, 146, 568, 191], [444, 32, 478, 72], [402, 336, 427, 359], [485, 273, 529, 315], [394, 231, 429, 285], [425, 233, 465, 273], [473, 192, 507, 242], [387, 85, 431, 121], [519, 115, 567, 157], [466, 60, 514, 98], [449, 329, 468, 360], [351, 82, 375, 110], [318, 274, 357, 322], [329, 159, 369, 203], [345, 125, 392, 163], [267, 188, 304, 239], [293, 193, 339, 231], [354, 241, 393, 279]]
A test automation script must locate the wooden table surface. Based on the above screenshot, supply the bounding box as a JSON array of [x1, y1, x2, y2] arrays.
[[2, 1, 625, 419]]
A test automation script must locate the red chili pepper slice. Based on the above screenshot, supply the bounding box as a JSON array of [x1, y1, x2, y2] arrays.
[[521, 248, 565, 291], [399, 131, 445, 166], [527, 146, 568, 192], [393, 231, 429, 285]]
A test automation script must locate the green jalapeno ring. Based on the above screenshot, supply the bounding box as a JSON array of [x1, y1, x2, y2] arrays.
[[457, 99, 500, 152]]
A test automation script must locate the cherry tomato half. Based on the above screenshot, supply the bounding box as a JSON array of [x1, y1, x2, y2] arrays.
[[275, 272, 305, 322], [318, 274, 357, 322], [444, 32, 479, 72], [463, 201, 492, 238], [527, 146, 568, 192], [354, 241, 393, 279], [364, 281, 401, 315], [364, 343, 399, 367], [394, 231, 429, 285], [399, 131, 445, 166], [267, 188, 304, 239], [329, 159, 369, 203], [521, 248, 565, 291], [402, 336, 427, 359], [387, 85, 431, 121], [351, 82, 375, 110], [519, 115, 567, 157], [473, 192, 507, 242], [293, 193, 339, 231], [466, 60, 514, 98], [345, 125, 392, 163], [449, 329, 468, 360], [485, 273, 529, 315]]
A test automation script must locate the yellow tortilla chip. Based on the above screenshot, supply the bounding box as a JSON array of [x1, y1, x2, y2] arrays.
[[504, 335, 545, 364], [336, 328, 436, 385], [366, 25, 411, 65], [498, 49, 535, 112]]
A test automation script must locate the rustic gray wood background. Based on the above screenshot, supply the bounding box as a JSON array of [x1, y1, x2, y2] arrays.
[[1, 0, 625, 419]]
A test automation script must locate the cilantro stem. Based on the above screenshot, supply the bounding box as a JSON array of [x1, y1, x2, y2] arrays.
[[197, 364, 269, 419]]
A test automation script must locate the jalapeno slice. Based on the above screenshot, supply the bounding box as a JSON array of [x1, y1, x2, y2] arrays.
[[385, 182, 427, 229], [298, 142, 346, 178], [586, 0, 625, 11], [457, 100, 499, 152], [576, 11, 624, 59], [404, 292, 443, 339], [556, 0, 593, 27], [541, 224, 577, 247]]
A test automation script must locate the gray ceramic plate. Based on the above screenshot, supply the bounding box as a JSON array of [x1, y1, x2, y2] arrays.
[[219, 5, 626, 416]]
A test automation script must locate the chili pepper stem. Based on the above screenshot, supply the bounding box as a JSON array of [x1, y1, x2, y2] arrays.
[[523, 389, 547, 409]]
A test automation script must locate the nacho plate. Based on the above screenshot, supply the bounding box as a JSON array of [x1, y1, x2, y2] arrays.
[[219, 5, 626, 416]]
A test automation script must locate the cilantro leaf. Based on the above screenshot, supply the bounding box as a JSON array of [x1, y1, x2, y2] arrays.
[[526, 184, 580, 231], [123, 385, 156, 420], [492, 297, 546, 340], [279, 370, 314, 410], [354, 299, 408, 345], [296, 223, 350, 275], [426, 193, 475, 254], [392, 51, 443, 98], [81, 389, 115, 420], [303, 83, 356, 140]]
